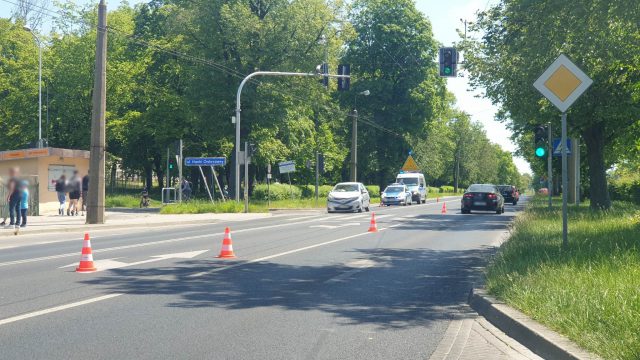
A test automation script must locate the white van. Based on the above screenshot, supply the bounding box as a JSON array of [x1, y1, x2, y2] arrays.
[[396, 173, 427, 204]]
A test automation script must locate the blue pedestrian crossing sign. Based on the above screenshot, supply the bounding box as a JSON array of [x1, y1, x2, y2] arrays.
[[552, 139, 572, 157]]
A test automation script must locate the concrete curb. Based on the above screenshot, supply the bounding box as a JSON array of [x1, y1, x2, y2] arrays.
[[468, 288, 602, 360]]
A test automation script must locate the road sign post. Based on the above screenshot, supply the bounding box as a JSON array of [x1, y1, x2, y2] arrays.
[[534, 54, 593, 249]]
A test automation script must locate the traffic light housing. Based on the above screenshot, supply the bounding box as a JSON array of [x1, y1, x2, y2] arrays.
[[169, 158, 176, 170], [318, 63, 329, 87], [439, 47, 457, 77], [534, 125, 548, 157], [338, 64, 350, 91], [247, 143, 257, 158]]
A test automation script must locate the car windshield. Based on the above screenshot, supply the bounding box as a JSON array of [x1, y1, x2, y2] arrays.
[[467, 184, 496, 193], [385, 186, 404, 193], [333, 184, 359, 192], [398, 178, 419, 185]]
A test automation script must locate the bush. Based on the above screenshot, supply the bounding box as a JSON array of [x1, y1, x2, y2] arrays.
[[253, 183, 302, 201], [365, 185, 380, 198], [427, 186, 441, 194], [440, 186, 455, 194], [610, 180, 640, 204]]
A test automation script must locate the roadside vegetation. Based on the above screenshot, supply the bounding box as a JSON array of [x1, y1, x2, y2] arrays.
[[105, 195, 160, 208], [486, 196, 640, 359]]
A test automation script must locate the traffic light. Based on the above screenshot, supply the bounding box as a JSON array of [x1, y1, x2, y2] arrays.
[[317, 63, 329, 87], [439, 47, 457, 77], [247, 143, 257, 158], [534, 125, 548, 157], [338, 64, 350, 91], [318, 153, 325, 173], [169, 158, 175, 170]]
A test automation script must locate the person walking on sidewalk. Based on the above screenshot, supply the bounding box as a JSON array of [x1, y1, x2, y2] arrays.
[[5, 167, 22, 230], [55, 174, 67, 216], [19, 180, 29, 228], [67, 171, 81, 216], [81, 171, 89, 216]]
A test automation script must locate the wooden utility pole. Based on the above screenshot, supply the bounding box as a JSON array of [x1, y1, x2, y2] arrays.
[[87, 0, 107, 224]]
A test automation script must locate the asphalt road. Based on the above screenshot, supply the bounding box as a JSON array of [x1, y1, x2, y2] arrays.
[[0, 197, 528, 359]]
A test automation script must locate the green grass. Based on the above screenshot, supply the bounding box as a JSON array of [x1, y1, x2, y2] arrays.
[[160, 200, 246, 214], [105, 195, 160, 208], [486, 196, 640, 360], [427, 192, 459, 198]]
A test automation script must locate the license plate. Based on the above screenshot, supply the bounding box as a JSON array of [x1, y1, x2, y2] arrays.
[[473, 201, 486, 206]]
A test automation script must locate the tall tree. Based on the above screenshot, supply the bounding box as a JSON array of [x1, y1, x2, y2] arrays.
[[463, 0, 640, 209]]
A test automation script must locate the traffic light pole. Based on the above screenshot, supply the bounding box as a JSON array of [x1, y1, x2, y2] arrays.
[[547, 123, 553, 209], [234, 71, 350, 202], [561, 113, 568, 248], [244, 141, 249, 213]]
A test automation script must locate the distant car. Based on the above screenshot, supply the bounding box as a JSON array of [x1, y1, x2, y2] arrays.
[[381, 183, 412, 206], [461, 184, 505, 214], [396, 173, 427, 204], [497, 185, 520, 205], [327, 182, 370, 213]]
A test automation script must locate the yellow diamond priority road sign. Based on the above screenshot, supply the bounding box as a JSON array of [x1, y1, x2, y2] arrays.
[[401, 155, 420, 172], [533, 54, 592, 113]]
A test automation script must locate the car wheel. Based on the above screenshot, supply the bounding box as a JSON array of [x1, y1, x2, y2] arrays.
[[357, 202, 363, 213], [421, 199, 426, 204], [365, 206, 370, 212]]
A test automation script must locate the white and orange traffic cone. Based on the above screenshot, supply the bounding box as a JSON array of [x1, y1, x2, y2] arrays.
[[76, 233, 97, 273], [368, 212, 378, 233], [441, 202, 447, 214], [217, 227, 236, 258]]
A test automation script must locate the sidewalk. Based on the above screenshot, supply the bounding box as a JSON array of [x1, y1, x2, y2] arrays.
[[0, 210, 272, 237]]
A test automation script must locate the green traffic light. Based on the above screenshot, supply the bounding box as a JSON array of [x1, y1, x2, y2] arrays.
[[535, 147, 546, 157], [444, 67, 452, 75]]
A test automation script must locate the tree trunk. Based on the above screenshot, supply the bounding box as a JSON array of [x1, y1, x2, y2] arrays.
[[153, 154, 164, 190], [583, 123, 611, 210], [144, 165, 153, 192]]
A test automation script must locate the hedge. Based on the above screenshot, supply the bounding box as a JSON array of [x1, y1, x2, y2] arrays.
[[610, 180, 640, 204], [252, 183, 376, 200]]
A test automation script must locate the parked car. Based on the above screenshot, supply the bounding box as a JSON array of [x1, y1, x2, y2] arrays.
[[461, 184, 505, 214], [381, 183, 412, 206], [395, 172, 427, 204], [497, 185, 520, 205], [327, 182, 370, 213]]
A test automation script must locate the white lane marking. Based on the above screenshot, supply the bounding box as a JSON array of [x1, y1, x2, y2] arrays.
[[0, 294, 123, 326], [0, 199, 458, 268], [309, 222, 360, 229], [58, 250, 208, 271], [189, 223, 402, 278]]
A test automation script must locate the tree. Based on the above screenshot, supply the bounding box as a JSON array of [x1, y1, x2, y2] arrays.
[[462, 0, 640, 209], [344, 0, 446, 189]]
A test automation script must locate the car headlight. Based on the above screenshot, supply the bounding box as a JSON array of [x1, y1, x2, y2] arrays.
[[412, 191, 418, 195], [327, 194, 335, 201], [381, 193, 386, 198]]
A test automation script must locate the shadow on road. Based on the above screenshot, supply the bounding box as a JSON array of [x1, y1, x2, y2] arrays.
[[82, 245, 498, 329]]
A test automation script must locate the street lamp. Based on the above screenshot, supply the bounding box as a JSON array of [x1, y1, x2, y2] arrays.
[[351, 90, 370, 182], [23, 26, 43, 148]]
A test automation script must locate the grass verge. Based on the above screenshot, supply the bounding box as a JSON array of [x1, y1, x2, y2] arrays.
[[106, 195, 160, 208], [486, 196, 640, 360]]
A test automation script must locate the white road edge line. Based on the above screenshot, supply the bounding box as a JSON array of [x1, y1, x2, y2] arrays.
[[0, 294, 123, 326], [189, 223, 402, 278]]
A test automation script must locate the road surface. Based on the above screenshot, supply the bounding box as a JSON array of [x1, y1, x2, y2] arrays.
[[0, 197, 539, 359]]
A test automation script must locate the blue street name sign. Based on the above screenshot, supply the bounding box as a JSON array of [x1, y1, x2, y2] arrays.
[[184, 157, 226, 166], [552, 138, 572, 157]]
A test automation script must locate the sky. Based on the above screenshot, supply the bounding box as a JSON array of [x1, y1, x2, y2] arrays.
[[0, 0, 532, 174]]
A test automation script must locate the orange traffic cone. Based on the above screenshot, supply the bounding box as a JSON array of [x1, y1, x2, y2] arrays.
[[441, 202, 447, 214], [217, 227, 236, 258], [76, 233, 97, 273], [368, 212, 378, 233]]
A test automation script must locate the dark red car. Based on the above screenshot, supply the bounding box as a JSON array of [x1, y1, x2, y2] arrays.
[[497, 185, 520, 205]]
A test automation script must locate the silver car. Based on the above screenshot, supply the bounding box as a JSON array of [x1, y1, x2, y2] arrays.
[[327, 182, 371, 213]]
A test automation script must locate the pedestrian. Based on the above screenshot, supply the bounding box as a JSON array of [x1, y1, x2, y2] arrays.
[[19, 180, 28, 228], [67, 171, 81, 216], [81, 171, 89, 216], [181, 178, 192, 201], [5, 167, 22, 230], [0, 178, 9, 226], [55, 174, 67, 216]]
